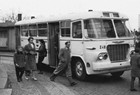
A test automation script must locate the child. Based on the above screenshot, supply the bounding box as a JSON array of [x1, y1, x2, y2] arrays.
[[14, 46, 26, 82]]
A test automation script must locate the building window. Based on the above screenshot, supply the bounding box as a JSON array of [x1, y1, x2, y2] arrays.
[[0, 30, 8, 47]]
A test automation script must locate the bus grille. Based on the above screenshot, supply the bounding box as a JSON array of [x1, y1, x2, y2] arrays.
[[107, 44, 129, 62]]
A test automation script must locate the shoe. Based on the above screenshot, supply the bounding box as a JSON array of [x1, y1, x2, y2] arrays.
[[130, 89, 137, 91], [17, 79, 20, 82], [32, 77, 37, 81], [70, 82, 77, 86], [25, 76, 29, 80], [50, 74, 56, 81], [50, 77, 55, 81], [20, 78, 22, 81]]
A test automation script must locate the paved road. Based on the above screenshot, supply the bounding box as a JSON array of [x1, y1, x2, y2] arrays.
[[1, 56, 140, 95]]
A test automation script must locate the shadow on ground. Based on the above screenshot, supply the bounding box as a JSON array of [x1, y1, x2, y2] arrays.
[[39, 63, 125, 84]]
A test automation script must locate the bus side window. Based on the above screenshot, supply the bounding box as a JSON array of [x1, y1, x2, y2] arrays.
[[29, 24, 37, 37], [84, 20, 95, 38], [21, 25, 28, 37], [61, 28, 70, 37], [38, 23, 48, 37], [60, 21, 71, 37], [72, 21, 82, 38], [21, 30, 28, 36]]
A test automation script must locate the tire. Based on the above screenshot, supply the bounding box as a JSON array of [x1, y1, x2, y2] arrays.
[[73, 59, 87, 80], [111, 71, 124, 77]]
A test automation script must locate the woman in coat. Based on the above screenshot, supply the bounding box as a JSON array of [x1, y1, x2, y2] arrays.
[[24, 37, 37, 81], [37, 39, 47, 74]]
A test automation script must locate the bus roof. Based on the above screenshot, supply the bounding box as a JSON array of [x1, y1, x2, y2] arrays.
[[15, 11, 128, 25]]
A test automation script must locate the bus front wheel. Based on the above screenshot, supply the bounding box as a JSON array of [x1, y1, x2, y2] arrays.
[[111, 71, 124, 77], [74, 59, 87, 80]]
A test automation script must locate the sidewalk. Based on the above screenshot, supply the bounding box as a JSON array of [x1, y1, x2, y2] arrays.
[[0, 52, 14, 57], [0, 52, 79, 95], [0, 52, 13, 95], [0, 61, 12, 95]]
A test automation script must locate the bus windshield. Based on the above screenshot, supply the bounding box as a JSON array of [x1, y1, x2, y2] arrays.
[[114, 20, 132, 37], [84, 19, 132, 39]]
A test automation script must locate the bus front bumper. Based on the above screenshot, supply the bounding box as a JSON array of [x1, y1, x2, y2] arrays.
[[92, 65, 131, 74]]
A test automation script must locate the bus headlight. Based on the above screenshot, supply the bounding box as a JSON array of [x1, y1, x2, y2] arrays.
[[98, 52, 108, 60]]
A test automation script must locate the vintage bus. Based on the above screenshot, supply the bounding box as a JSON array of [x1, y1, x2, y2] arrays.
[[15, 11, 134, 80]]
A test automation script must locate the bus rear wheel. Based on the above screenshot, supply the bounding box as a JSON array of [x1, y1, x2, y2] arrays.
[[111, 71, 124, 77], [73, 59, 87, 80]]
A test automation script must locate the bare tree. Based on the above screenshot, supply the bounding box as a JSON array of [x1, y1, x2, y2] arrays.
[[0, 11, 19, 22]]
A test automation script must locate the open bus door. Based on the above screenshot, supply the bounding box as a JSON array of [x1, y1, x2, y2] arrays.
[[48, 22, 59, 67]]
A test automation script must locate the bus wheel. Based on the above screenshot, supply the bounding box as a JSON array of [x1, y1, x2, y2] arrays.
[[111, 71, 124, 77], [74, 59, 87, 80]]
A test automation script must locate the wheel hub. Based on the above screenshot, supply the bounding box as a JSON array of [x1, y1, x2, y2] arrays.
[[76, 62, 83, 76]]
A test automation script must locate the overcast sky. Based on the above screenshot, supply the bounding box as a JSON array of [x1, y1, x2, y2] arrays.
[[0, 0, 140, 30]]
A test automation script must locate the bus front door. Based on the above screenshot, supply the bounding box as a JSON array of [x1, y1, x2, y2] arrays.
[[48, 22, 59, 67]]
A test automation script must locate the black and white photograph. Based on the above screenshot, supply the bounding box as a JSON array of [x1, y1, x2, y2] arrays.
[[0, 0, 140, 95]]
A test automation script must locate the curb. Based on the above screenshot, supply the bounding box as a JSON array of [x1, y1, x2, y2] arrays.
[[0, 53, 14, 57]]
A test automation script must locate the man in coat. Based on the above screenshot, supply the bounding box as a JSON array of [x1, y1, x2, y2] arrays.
[[135, 36, 140, 53], [130, 48, 140, 91], [50, 41, 77, 86]]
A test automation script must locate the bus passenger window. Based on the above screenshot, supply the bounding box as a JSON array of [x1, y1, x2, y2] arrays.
[[21, 25, 28, 37], [29, 24, 37, 36], [72, 21, 82, 38], [38, 30, 47, 36], [61, 28, 70, 37], [60, 21, 71, 37], [38, 23, 48, 37], [29, 30, 37, 36], [21, 30, 28, 36]]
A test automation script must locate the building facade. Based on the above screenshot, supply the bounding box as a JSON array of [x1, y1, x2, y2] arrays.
[[0, 22, 16, 51]]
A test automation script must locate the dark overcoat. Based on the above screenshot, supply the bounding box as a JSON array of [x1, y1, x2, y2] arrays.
[[135, 41, 140, 53], [53, 47, 72, 77], [24, 43, 37, 71], [37, 44, 46, 57], [14, 52, 26, 67], [130, 53, 140, 77]]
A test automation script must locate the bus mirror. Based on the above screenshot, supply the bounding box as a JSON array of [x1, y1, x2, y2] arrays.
[[84, 29, 88, 38]]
